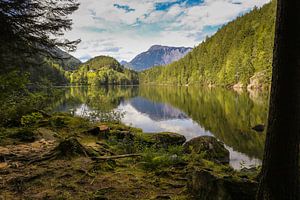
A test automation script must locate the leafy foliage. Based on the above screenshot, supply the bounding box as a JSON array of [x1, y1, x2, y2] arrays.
[[0, 71, 68, 126], [0, 0, 81, 126], [20, 112, 44, 127], [140, 146, 185, 171], [139, 1, 276, 87]]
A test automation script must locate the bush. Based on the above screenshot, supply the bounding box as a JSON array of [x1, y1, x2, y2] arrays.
[[140, 146, 185, 171], [21, 112, 44, 127]]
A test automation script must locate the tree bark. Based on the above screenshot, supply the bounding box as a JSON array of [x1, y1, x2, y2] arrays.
[[257, 0, 300, 199]]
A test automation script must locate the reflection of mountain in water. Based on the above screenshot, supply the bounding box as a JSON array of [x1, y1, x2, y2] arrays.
[[138, 86, 269, 159], [127, 97, 188, 121], [52, 86, 269, 161]]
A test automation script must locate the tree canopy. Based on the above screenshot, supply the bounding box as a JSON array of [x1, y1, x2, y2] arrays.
[[0, 0, 80, 72]]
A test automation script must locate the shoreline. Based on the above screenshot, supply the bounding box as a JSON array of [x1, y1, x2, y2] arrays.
[[0, 112, 260, 199]]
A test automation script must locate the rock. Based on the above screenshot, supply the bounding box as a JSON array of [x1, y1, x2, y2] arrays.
[[252, 124, 265, 132], [86, 125, 110, 139], [233, 82, 245, 93], [151, 132, 186, 148], [187, 169, 257, 200], [0, 162, 8, 169], [183, 136, 230, 164], [247, 71, 268, 90]]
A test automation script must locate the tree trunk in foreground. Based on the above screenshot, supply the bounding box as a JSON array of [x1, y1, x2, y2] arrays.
[[257, 0, 300, 199]]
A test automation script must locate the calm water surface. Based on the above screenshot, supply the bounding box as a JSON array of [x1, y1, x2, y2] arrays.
[[53, 86, 269, 169]]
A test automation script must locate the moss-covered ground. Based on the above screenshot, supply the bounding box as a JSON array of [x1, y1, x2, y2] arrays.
[[0, 113, 259, 200]]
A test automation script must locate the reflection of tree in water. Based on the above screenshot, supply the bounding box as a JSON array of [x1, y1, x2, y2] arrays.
[[138, 86, 269, 159], [52, 86, 137, 121], [51, 85, 269, 159]]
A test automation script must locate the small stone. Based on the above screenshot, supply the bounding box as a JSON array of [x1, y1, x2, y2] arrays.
[[0, 162, 8, 169]]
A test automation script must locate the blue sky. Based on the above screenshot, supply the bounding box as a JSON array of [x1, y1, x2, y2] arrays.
[[65, 0, 270, 62]]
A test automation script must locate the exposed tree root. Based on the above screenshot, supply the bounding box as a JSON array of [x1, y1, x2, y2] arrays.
[[27, 137, 93, 164], [2, 138, 141, 166]]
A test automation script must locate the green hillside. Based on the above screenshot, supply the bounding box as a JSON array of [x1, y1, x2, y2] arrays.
[[70, 56, 139, 85], [140, 1, 276, 88]]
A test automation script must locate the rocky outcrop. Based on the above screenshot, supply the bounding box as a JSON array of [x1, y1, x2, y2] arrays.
[[187, 169, 258, 200], [151, 132, 186, 148], [247, 71, 270, 90], [183, 136, 230, 164], [232, 82, 244, 93]]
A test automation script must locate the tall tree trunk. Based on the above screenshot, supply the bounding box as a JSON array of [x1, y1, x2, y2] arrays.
[[257, 0, 300, 199]]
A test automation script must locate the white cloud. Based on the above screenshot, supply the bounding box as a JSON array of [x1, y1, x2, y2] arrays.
[[65, 0, 270, 62]]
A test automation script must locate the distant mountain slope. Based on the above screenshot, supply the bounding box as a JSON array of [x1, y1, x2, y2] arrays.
[[50, 47, 82, 71], [129, 45, 192, 71], [70, 56, 139, 85], [120, 60, 134, 70], [128, 97, 188, 121], [24, 48, 81, 86], [140, 1, 276, 88]]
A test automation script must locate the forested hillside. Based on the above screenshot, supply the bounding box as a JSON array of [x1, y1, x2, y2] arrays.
[[70, 56, 139, 85], [140, 1, 276, 88], [26, 51, 81, 86]]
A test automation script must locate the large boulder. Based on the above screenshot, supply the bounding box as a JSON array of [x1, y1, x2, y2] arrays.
[[183, 136, 230, 164], [151, 132, 186, 148], [187, 169, 257, 200]]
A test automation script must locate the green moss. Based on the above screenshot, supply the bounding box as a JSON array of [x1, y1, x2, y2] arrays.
[[6, 128, 36, 142], [0, 113, 259, 200]]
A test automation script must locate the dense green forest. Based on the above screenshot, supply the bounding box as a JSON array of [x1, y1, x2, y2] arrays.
[[139, 1, 276, 88], [70, 56, 139, 86]]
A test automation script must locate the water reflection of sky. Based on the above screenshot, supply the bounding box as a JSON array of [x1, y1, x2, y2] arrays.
[[118, 102, 211, 140], [57, 88, 264, 170], [118, 101, 262, 169], [227, 146, 261, 169]]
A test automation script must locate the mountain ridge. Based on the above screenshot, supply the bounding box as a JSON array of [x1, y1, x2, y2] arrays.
[[127, 45, 192, 71]]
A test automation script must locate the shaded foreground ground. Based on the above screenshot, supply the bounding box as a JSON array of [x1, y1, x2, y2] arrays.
[[0, 113, 259, 200]]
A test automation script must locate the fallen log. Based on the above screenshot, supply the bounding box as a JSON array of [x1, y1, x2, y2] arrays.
[[91, 154, 141, 161]]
